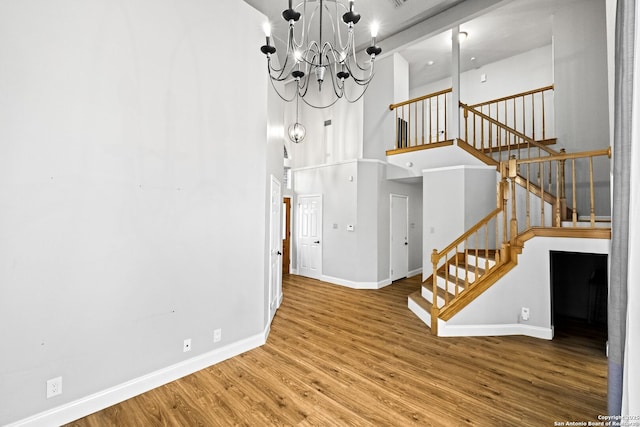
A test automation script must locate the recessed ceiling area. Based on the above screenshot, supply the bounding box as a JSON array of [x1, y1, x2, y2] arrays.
[[399, 0, 557, 90]]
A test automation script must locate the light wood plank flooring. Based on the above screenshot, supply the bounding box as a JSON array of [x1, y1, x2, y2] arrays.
[[67, 274, 607, 426]]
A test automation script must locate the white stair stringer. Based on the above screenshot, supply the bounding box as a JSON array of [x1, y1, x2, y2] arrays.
[[411, 254, 504, 335], [408, 293, 445, 331]]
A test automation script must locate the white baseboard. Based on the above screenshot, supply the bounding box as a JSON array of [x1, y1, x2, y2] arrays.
[[438, 323, 553, 340], [321, 274, 392, 289], [290, 268, 298, 275], [408, 268, 422, 278], [10, 328, 270, 427]]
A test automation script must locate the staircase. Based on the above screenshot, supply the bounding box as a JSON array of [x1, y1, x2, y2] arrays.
[[389, 86, 612, 336]]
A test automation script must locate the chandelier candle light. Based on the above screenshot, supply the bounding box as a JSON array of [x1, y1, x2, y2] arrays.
[[260, 0, 382, 109]]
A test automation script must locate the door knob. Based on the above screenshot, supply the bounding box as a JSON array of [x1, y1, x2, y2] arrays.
[[277, 251, 282, 255], [404, 242, 408, 245], [314, 240, 320, 244]]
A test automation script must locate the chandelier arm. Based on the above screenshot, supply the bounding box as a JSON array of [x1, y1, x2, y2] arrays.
[[348, 42, 373, 73], [301, 92, 341, 109], [326, 64, 345, 99], [269, 77, 298, 103], [342, 80, 371, 103], [341, 59, 373, 85]]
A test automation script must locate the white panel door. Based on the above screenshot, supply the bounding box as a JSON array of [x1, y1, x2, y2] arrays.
[[390, 194, 409, 281], [297, 195, 322, 280], [269, 176, 282, 319]]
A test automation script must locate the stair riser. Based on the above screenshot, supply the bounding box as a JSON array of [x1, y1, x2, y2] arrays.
[[447, 265, 478, 283], [435, 275, 464, 295], [466, 255, 497, 270], [421, 287, 446, 306]]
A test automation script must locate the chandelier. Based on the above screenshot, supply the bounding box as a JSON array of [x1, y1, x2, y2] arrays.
[[260, 0, 382, 109]]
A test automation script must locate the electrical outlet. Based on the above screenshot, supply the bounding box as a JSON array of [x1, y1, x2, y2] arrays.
[[46, 376, 62, 398], [183, 338, 192, 352], [214, 329, 222, 343], [521, 307, 530, 321]]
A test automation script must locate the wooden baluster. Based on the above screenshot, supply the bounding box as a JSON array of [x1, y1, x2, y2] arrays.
[[542, 90, 546, 141], [522, 96, 526, 137], [436, 95, 440, 144], [501, 162, 509, 245], [422, 99, 425, 146], [494, 215, 500, 264], [431, 249, 439, 333], [540, 161, 546, 226], [572, 159, 578, 226], [526, 161, 531, 229], [395, 108, 399, 149], [444, 93, 448, 141], [444, 253, 449, 304], [480, 112, 485, 152], [464, 239, 469, 289], [555, 158, 561, 227], [429, 98, 433, 144], [509, 156, 518, 243], [484, 224, 489, 271], [531, 94, 535, 141], [475, 232, 479, 281], [413, 101, 417, 146], [463, 105, 468, 145], [589, 156, 595, 227], [504, 99, 508, 131], [452, 250, 458, 296], [559, 149, 567, 221], [513, 97, 517, 135]]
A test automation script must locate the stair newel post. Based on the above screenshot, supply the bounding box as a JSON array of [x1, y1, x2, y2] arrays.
[[431, 249, 439, 334], [559, 148, 567, 221], [462, 103, 468, 145], [508, 155, 518, 246], [499, 161, 509, 260]]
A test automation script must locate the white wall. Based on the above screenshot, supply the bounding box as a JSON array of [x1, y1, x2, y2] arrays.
[[292, 160, 422, 287], [423, 165, 497, 279], [0, 1, 272, 425], [444, 237, 610, 339], [286, 88, 364, 169], [410, 44, 554, 103], [364, 53, 410, 159], [553, 0, 610, 216]]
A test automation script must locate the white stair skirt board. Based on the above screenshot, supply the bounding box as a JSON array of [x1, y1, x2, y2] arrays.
[[437, 323, 553, 340], [321, 274, 392, 290], [9, 327, 271, 427], [409, 295, 553, 340], [407, 296, 445, 330]]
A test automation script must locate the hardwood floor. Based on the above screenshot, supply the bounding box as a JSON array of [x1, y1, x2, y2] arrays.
[[67, 274, 607, 426]]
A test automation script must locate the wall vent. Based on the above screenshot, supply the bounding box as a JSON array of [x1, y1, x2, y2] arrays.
[[388, 0, 408, 7]]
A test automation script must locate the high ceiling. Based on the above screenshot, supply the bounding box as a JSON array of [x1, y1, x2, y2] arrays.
[[244, 0, 558, 90]]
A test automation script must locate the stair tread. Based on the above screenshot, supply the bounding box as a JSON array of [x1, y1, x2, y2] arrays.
[[408, 290, 432, 311]]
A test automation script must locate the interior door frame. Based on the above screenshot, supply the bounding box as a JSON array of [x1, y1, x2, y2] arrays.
[[282, 197, 292, 275], [390, 193, 409, 281], [296, 194, 323, 280], [268, 175, 283, 320]]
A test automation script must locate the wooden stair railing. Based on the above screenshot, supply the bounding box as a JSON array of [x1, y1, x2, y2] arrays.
[[387, 85, 555, 157], [387, 88, 453, 154], [459, 101, 559, 163], [425, 147, 612, 334], [467, 85, 555, 145], [429, 207, 508, 334]]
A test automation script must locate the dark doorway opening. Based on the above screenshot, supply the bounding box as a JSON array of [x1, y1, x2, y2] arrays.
[[550, 251, 607, 353]]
